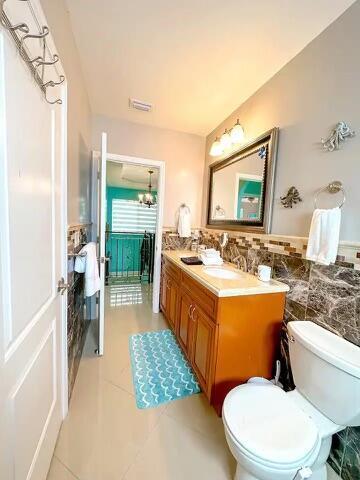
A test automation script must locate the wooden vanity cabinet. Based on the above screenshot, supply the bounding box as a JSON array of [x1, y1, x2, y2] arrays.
[[190, 304, 217, 397], [160, 256, 286, 415], [160, 258, 180, 332]]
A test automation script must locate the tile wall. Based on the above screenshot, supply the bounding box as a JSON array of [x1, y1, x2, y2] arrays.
[[67, 225, 91, 400], [162, 228, 360, 479]]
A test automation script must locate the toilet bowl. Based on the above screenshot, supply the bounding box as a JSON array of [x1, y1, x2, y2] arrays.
[[223, 384, 322, 480], [222, 321, 360, 480]]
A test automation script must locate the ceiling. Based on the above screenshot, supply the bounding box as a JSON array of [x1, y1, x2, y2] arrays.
[[107, 162, 159, 190], [66, 0, 355, 136]]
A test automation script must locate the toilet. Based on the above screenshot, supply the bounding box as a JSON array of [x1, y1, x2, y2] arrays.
[[222, 321, 360, 480]]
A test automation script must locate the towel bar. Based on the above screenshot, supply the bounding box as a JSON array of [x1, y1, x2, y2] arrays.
[[314, 181, 345, 209], [68, 252, 87, 258]]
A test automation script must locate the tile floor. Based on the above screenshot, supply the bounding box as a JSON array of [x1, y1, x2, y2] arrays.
[[47, 284, 235, 480], [47, 283, 340, 480]]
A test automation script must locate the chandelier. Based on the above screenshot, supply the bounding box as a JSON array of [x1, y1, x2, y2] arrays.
[[138, 169, 156, 207]]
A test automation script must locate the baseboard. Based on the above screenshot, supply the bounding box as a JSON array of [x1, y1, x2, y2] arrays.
[[327, 464, 341, 480]]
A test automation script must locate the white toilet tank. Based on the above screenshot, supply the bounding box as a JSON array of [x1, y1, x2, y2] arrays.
[[288, 321, 360, 426]]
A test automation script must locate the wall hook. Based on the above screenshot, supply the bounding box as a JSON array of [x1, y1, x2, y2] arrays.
[[42, 75, 65, 89], [44, 85, 62, 104], [1, 0, 29, 33], [19, 25, 49, 58], [34, 53, 59, 70]]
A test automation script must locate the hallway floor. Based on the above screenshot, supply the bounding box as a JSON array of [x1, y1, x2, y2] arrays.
[[47, 284, 235, 480]]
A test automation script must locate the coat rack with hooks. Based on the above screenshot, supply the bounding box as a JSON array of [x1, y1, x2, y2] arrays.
[[0, 0, 65, 104]]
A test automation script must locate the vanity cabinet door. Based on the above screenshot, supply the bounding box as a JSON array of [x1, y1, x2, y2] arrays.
[[191, 305, 216, 398], [167, 277, 178, 332], [178, 291, 193, 357], [160, 271, 168, 315]]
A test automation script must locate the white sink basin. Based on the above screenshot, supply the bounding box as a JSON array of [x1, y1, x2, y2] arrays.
[[203, 267, 242, 280]]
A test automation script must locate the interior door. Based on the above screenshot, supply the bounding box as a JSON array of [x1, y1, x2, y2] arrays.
[[97, 132, 107, 356], [0, 2, 66, 478]]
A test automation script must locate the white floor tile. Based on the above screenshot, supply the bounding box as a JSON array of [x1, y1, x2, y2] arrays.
[[50, 284, 234, 480], [123, 414, 235, 480], [47, 457, 78, 480]]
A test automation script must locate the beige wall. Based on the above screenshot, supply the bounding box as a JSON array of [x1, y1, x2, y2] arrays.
[[40, 0, 92, 225], [203, 1, 360, 241], [93, 115, 205, 228]]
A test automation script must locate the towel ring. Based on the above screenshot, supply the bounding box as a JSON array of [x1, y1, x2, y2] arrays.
[[314, 181, 346, 209]]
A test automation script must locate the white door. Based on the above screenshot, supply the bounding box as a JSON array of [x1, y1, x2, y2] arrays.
[[0, 2, 66, 479], [97, 132, 107, 356]]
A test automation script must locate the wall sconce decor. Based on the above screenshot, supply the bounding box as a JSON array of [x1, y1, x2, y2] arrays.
[[280, 187, 302, 208], [321, 121, 355, 152], [209, 119, 245, 156]]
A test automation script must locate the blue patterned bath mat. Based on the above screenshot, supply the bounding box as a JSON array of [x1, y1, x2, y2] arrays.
[[129, 329, 200, 409]]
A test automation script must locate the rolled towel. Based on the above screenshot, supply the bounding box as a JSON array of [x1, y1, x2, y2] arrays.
[[200, 254, 224, 266], [203, 248, 220, 257]]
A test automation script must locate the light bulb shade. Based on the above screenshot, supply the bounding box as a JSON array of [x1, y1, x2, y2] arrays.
[[230, 122, 244, 144], [145, 193, 153, 201], [209, 138, 223, 156], [138, 193, 144, 202], [220, 129, 232, 150]]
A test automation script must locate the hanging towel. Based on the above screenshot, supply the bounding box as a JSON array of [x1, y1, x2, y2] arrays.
[[74, 242, 101, 297], [306, 207, 341, 265], [177, 205, 191, 238]]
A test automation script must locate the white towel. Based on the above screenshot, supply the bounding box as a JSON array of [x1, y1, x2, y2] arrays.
[[74, 242, 101, 297], [177, 205, 191, 238], [203, 248, 220, 258], [200, 254, 224, 266], [306, 208, 341, 265]]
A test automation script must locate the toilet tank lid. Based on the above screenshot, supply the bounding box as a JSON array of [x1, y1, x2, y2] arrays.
[[288, 321, 360, 379]]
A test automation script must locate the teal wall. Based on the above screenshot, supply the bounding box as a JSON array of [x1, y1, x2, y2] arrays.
[[237, 180, 262, 219], [106, 186, 156, 275]]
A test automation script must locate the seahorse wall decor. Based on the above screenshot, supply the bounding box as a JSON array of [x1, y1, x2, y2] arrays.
[[280, 187, 302, 208], [321, 121, 355, 152]]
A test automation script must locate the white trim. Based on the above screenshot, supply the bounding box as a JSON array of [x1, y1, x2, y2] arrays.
[[60, 81, 68, 418], [94, 151, 165, 314]]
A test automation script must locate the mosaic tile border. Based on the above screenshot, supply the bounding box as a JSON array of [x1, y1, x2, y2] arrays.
[[162, 228, 360, 269]]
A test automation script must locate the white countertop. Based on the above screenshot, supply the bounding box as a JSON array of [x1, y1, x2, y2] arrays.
[[162, 250, 290, 298]]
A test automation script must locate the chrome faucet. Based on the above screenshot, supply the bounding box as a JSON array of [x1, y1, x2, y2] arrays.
[[233, 255, 247, 272]]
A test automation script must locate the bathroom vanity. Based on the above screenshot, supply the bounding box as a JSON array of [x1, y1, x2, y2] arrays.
[[160, 250, 289, 414]]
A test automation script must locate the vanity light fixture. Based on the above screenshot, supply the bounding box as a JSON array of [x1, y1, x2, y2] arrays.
[[220, 128, 232, 150], [209, 120, 246, 156], [230, 119, 245, 144], [138, 170, 156, 208], [209, 137, 223, 157]]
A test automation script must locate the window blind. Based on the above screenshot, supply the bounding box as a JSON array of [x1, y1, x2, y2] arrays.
[[111, 199, 157, 233]]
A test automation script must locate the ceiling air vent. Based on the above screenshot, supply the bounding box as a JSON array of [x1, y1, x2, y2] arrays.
[[129, 98, 153, 112]]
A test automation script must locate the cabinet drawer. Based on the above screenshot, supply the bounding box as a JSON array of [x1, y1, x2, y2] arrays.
[[181, 272, 217, 319], [164, 258, 181, 282]]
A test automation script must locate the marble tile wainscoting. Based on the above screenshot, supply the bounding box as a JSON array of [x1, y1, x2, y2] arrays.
[[162, 228, 360, 480], [67, 225, 91, 400]]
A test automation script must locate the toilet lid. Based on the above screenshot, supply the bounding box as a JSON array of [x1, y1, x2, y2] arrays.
[[223, 385, 319, 466]]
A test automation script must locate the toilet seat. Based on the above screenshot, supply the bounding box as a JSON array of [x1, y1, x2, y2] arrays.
[[223, 384, 320, 469]]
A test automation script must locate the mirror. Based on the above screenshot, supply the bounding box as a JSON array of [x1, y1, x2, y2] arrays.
[[207, 128, 279, 233]]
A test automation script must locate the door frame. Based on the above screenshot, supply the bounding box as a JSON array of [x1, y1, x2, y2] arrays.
[[59, 85, 69, 417], [92, 150, 165, 314]]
